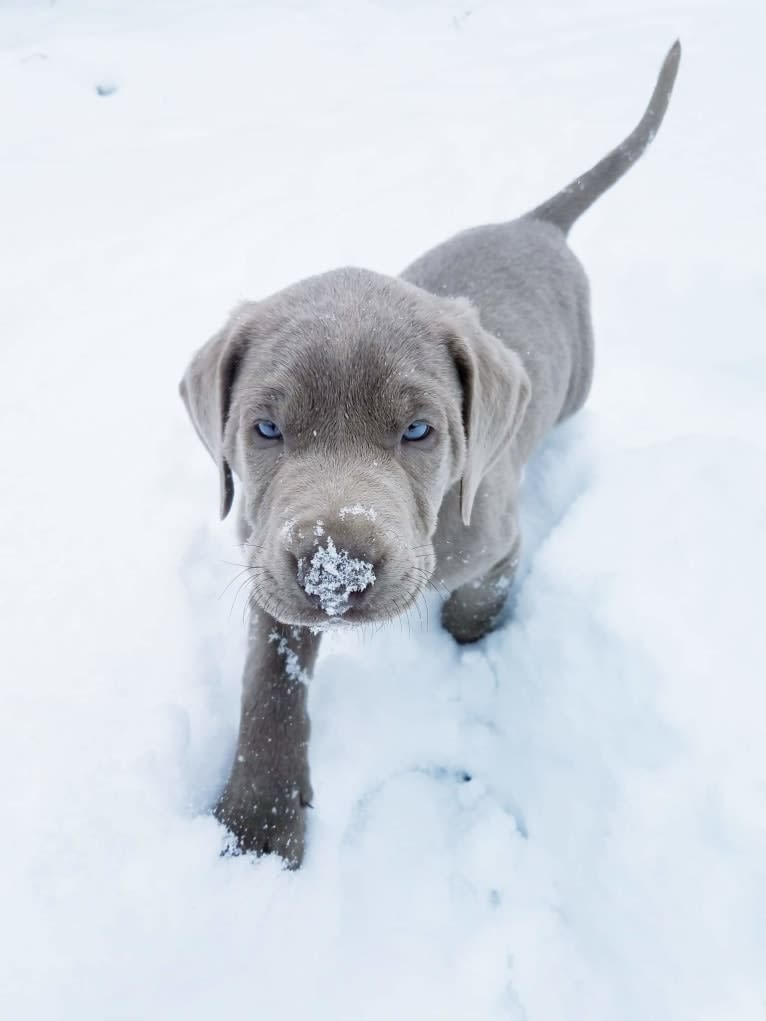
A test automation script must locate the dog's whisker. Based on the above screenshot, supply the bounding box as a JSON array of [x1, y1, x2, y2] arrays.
[[228, 570, 271, 618], [410, 585, 424, 630], [220, 565, 269, 602], [414, 585, 430, 633], [409, 564, 449, 599]]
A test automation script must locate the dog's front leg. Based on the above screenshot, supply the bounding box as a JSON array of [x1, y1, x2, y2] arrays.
[[214, 610, 321, 867], [441, 544, 520, 645]]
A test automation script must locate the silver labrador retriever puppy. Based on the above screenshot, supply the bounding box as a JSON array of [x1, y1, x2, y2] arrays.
[[181, 43, 681, 865]]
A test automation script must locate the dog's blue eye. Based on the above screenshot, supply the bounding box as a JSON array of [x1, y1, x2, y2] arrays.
[[403, 421, 431, 442], [256, 420, 282, 439]]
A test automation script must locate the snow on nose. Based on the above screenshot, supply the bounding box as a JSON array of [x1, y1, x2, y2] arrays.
[[298, 537, 376, 616]]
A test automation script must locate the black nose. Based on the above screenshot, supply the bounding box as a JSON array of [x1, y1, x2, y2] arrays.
[[290, 535, 379, 615]]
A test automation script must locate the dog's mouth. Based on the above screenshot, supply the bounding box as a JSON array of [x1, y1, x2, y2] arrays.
[[240, 516, 437, 629], [246, 561, 431, 631]]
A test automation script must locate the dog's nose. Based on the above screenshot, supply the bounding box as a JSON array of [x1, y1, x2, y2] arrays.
[[290, 534, 379, 617]]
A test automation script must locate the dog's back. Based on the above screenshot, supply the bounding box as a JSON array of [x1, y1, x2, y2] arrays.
[[402, 218, 591, 459], [402, 41, 681, 457]]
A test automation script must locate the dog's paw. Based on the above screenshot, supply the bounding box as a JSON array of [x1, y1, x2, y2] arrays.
[[441, 595, 501, 644], [214, 779, 312, 868]]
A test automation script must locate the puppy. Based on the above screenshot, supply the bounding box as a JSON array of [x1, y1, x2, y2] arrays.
[[181, 43, 681, 866]]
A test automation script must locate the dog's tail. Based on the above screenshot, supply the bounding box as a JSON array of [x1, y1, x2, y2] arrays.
[[528, 41, 681, 235]]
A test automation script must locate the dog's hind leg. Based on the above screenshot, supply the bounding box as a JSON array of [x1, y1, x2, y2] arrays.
[[441, 544, 520, 645]]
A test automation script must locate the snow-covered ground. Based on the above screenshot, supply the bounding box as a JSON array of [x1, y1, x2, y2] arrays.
[[2, 1, 764, 1018]]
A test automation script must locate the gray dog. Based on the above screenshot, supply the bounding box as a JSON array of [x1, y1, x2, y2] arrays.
[[181, 43, 681, 866]]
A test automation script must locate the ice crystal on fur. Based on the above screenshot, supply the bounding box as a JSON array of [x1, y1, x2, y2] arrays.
[[339, 504, 378, 522], [300, 537, 375, 616], [268, 629, 308, 684]]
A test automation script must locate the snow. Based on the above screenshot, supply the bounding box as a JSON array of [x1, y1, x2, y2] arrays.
[[300, 538, 377, 618], [1, 1, 765, 1019], [269, 629, 309, 685], [339, 504, 378, 522]]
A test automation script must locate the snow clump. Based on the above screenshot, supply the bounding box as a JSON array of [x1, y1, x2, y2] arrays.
[[267, 629, 309, 684], [339, 504, 378, 522], [300, 537, 375, 616]]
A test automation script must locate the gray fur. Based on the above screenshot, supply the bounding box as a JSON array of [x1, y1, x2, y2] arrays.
[[180, 43, 680, 865], [530, 40, 681, 233]]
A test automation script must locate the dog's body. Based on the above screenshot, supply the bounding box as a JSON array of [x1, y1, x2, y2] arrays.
[[403, 218, 594, 616], [181, 43, 680, 865]]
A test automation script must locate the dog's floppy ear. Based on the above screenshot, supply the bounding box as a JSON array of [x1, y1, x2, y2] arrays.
[[179, 309, 249, 519], [445, 300, 531, 527]]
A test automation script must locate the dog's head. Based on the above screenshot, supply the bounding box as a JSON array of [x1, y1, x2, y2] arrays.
[[181, 269, 529, 628]]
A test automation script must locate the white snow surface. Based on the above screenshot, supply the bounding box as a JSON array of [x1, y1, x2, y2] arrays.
[[1, 2, 765, 1019]]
